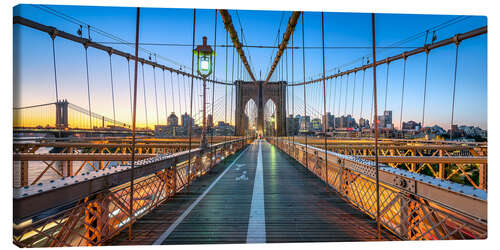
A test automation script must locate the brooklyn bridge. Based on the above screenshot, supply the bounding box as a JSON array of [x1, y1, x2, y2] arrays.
[[12, 5, 487, 246]]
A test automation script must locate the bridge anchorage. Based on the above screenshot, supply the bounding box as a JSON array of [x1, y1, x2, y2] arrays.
[[13, 4, 487, 247]]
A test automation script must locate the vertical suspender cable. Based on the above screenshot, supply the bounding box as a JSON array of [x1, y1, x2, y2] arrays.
[[184, 75, 188, 115], [422, 46, 430, 129], [179, 73, 184, 115], [400, 56, 407, 133], [153, 65, 159, 126], [128, 7, 140, 241], [351, 72, 357, 116], [162, 69, 168, 123], [127, 58, 133, 122], [285, 41, 289, 144], [333, 75, 337, 129], [83, 46, 92, 130], [187, 9, 196, 187], [371, 13, 381, 241], [370, 73, 374, 136], [384, 62, 390, 112], [301, 13, 308, 167], [210, 9, 217, 146], [50, 36, 59, 103], [230, 47, 235, 140], [170, 72, 176, 117], [321, 12, 329, 191], [224, 29, 228, 143], [108, 53, 116, 126], [450, 42, 460, 139], [141, 63, 148, 129], [291, 32, 295, 146], [360, 68, 366, 135], [338, 75, 343, 119], [344, 73, 349, 116]]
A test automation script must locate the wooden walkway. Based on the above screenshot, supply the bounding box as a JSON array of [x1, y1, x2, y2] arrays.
[[109, 139, 396, 245]]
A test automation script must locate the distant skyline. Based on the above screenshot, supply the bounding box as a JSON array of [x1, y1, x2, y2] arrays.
[[13, 5, 487, 129]]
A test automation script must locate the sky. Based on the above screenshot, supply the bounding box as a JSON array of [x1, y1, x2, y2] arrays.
[[13, 4, 487, 129]]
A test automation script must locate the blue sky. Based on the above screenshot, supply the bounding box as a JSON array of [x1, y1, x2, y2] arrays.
[[13, 4, 487, 129]]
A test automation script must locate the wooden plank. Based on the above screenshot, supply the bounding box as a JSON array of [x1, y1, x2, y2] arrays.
[[108, 140, 397, 245]]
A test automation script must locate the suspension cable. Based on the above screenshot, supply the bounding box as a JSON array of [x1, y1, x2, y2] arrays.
[[450, 41, 460, 139], [108, 52, 116, 126]]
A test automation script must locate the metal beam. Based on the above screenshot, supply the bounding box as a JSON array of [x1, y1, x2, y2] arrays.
[[289, 26, 487, 86], [13, 16, 234, 86], [218, 10, 256, 82], [264, 12, 301, 84]]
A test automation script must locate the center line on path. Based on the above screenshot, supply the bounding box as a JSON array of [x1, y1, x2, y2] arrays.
[[246, 139, 266, 243], [153, 144, 252, 245]]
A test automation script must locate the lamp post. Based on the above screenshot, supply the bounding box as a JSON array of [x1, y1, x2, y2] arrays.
[[194, 36, 214, 149]]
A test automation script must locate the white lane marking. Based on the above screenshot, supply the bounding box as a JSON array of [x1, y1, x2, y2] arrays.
[[246, 139, 266, 243], [153, 144, 252, 245]]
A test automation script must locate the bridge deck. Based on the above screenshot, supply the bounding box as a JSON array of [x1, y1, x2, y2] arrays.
[[109, 139, 396, 245]]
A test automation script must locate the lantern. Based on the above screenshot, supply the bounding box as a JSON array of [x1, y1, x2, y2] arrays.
[[193, 36, 214, 78]]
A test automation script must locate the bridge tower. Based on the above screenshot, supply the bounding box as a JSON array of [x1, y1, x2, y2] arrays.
[[235, 81, 287, 136], [55, 99, 69, 128]]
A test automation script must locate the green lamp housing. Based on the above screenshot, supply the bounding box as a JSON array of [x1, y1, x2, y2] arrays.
[[194, 36, 215, 78]]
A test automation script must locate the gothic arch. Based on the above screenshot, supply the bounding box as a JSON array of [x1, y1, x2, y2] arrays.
[[235, 80, 287, 136]]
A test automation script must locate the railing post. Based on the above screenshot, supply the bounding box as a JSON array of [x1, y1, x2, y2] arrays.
[[479, 164, 487, 190], [438, 149, 445, 179], [20, 161, 28, 187]]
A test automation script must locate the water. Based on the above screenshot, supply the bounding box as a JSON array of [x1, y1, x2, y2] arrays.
[[13, 138, 121, 187]]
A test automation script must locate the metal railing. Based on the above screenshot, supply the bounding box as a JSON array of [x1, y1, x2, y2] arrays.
[[13, 137, 252, 247], [268, 137, 487, 240]]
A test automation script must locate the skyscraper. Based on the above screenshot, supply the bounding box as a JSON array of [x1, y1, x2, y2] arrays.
[[167, 112, 178, 127]]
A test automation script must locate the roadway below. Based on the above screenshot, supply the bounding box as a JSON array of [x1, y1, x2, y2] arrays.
[[109, 139, 396, 245]]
